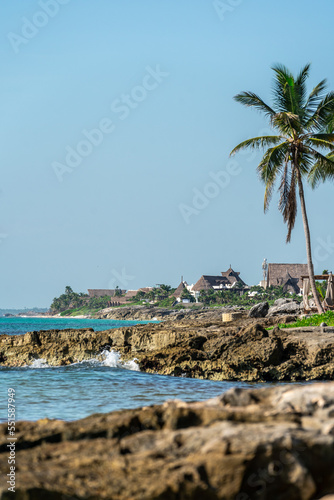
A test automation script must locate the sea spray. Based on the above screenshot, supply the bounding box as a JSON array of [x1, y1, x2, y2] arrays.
[[26, 350, 140, 371], [29, 359, 50, 369], [99, 349, 140, 371]]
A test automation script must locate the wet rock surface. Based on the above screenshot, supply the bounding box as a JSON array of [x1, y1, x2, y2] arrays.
[[1, 313, 334, 382], [1, 382, 334, 499]]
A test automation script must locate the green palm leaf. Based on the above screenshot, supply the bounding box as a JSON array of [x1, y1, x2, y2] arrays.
[[230, 136, 283, 156], [233, 92, 276, 119], [307, 149, 334, 187]]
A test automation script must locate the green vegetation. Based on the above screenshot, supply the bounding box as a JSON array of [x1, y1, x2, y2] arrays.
[[198, 286, 300, 308], [278, 311, 334, 329], [180, 288, 195, 303], [50, 286, 111, 315], [50, 283, 303, 316], [231, 64, 334, 314]]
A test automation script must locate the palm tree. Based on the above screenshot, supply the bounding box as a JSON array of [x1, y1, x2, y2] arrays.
[[231, 64, 334, 313]]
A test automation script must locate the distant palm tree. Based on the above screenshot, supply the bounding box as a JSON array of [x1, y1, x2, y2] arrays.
[[231, 64, 334, 313]]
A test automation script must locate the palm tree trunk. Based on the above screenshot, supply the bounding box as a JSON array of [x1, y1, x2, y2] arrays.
[[296, 168, 324, 314]]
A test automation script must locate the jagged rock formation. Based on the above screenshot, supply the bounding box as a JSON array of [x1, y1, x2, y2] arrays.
[[94, 305, 244, 321], [1, 315, 334, 381], [1, 382, 334, 499]]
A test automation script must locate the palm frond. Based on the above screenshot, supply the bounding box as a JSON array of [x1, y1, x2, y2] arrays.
[[279, 163, 297, 243], [272, 64, 299, 115], [294, 63, 311, 113], [271, 112, 300, 136], [278, 154, 290, 214], [230, 135, 283, 156], [233, 92, 276, 119], [256, 142, 290, 210], [298, 150, 315, 176], [305, 137, 334, 151], [304, 79, 327, 119], [309, 133, 334, 142], [307, 148, 334, 187], [305, 91, 334, 131]]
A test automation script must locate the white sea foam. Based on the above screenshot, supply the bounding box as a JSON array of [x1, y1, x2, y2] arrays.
[[26, 350, 140, 371], [99, 350, 140, 371], [29, 358, 50, 369]]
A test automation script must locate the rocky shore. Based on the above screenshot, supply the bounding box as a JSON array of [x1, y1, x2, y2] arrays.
[[1, 382, 334, 499], [1, 312, 334, 381], [94, 305, 230, 321]]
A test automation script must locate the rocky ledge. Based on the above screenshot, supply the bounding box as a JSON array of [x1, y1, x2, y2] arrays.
[[94, 305, 233, 321], [1, 314, 334, 381], [1, 382, 334, 499]]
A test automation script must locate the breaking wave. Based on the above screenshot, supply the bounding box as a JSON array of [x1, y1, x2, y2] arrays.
[[26, 349, 140, 371]]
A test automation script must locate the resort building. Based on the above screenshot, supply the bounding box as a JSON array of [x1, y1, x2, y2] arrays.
[[88, 289, 126, 298], [172, 280, 194, 303], [192, 267, 246, 293], [173, 267, 247, 302], [265, 263, 308, 294], [173, 281, 187, 300], [124, 287, 153, 300]]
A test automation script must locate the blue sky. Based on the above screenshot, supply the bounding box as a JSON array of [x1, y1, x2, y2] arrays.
[[1, 0, 334, 308]]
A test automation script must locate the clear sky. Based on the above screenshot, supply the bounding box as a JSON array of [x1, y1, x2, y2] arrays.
[[1, 0, 334, 308]]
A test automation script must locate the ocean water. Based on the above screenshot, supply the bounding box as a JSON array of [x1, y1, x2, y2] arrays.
[[0, 317, 264, 422], [0, 316, 154, 336]]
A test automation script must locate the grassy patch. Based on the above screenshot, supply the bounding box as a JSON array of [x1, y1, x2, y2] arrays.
[[278, 311, 334, 329], [60, 306, 101, 317]]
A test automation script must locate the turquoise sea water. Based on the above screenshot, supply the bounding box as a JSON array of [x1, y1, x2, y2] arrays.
[[0, 317, 264, 422], [0, 316, 153, 336]]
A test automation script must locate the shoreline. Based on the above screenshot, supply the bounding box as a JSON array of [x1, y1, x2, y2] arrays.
[[1, 312, 334, 382]]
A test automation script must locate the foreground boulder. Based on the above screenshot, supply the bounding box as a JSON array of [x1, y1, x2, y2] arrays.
[[268, 299, 302, 316], [248, 301, 269, 318], [1, 382, 334, 499]]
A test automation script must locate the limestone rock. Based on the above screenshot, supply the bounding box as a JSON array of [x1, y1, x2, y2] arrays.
[[268, 300, 302, 316], [1, 315, 334, 382], [274, 297, 295, 306], [248, 301, 269, 318], [1, 383, 334, 499]]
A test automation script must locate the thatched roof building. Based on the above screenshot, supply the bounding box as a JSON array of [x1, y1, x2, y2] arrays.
[[192, 267, 245, 292], [88, 289, 126, 298], [173, 281, 187, 299], [124, 287, 153, 300], [266, 263, 308, 293]]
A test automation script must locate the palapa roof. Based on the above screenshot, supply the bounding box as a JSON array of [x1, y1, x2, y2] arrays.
[[192, 275, 230, 292], [221, 267, 245, 286], [124, 287, 153, 299], [192, 267, 245, 292], [88, 289, 126, 298], [266, 263, 308, 291], [173, 281, 188, 298]]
